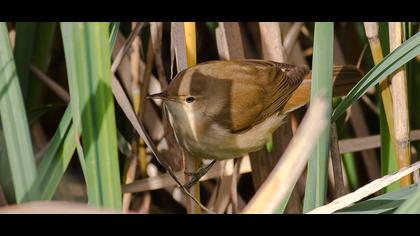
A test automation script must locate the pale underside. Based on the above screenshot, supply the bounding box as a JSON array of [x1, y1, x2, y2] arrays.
[[167, 106, 286, 160]]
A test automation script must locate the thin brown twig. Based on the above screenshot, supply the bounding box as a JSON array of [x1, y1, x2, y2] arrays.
[[361, 95, 380, 116], [411, 147, 419, 184], [340, 129, 420, 154], [30, 65, 70, 103], [213, 161, 234, 213], [356, 43, 368, 69], [35, 138, 52, 163], [111, 22, 145, 73], [122, 151, 138, 212], [136, 27, 154, 213], [350, 100, 380, 181], [284, 22, 304, 56], [150, 22, 168, 89], [139, 36, 154, 119], [113, 33, 165, 141], [330, 123, 345, 198]]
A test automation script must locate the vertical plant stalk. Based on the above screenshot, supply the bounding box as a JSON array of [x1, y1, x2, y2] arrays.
[[330, 123, 345, 198], [183, 22, 202, 214], [364, 22, 402, 189], [303, 22, 334, 213], [389, 22, 411, 187], [122, 152, 137, 212], [0, 23, 38, 203], [137, 34, 154, 213], [365, 22, 394, 133], [279, 22, 307, 65], [378, 22, 400, 193], [230, 158, 243, 213], [122, 22, 141, 212], [259, 22, 286, 62], [284, 22, 304, 56], [364, 22, 397, 153], [215, 22, 245, 60], [406, 22, 420, 159]]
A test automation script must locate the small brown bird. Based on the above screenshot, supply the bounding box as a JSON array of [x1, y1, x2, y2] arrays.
[[148, 60, 362, 186]]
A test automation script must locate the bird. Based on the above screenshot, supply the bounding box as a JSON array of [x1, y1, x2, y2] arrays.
[[148, 59, 363, 187]]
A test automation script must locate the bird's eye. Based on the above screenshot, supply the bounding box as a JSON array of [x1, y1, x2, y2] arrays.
[[185, 97, 195, 103]]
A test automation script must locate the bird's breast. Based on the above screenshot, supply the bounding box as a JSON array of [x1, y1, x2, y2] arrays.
[[166, 105, 286, 160]]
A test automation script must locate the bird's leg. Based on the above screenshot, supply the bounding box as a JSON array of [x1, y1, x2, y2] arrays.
[[183, 160, 217, 189]]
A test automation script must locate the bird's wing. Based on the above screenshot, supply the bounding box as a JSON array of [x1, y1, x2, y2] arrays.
[[250, 60, 309, 127], [210, 60, 308, 133]]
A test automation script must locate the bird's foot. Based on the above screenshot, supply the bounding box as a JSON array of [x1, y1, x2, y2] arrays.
[[183, 160, 217, 189]]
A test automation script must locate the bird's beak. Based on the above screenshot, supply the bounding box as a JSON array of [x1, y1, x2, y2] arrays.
[[147, 91, 169, 100]]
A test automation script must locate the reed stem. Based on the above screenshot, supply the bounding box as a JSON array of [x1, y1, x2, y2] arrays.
[[389, 22, 411, 187]]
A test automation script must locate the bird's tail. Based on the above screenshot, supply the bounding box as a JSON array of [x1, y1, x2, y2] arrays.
[[282, 65, 363, 113]]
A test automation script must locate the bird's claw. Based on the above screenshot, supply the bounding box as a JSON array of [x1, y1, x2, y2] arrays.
[[181, 160, 217, 189]]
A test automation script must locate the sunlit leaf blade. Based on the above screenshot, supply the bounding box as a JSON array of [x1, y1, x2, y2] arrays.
[[337, 183, 418, 214], [0, 22, 38, 203], [303, 22, 334, 213], [60, 22, 87, 181], [332, 32, 420, 121], [61, 22, 122, 209]]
